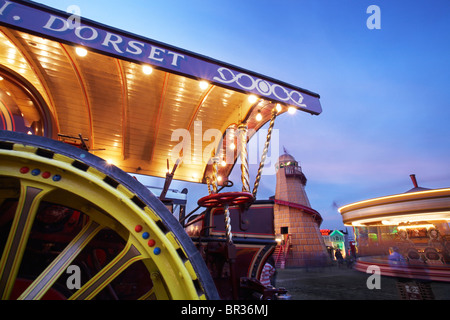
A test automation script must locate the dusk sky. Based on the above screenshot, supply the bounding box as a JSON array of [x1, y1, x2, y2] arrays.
[[36, 0, 450, 231]]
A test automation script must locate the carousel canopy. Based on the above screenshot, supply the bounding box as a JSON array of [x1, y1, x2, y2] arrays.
[[0, 0, 322, 183]]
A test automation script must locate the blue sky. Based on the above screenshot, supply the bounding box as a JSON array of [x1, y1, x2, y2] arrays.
[[36, 0, 450, 230]]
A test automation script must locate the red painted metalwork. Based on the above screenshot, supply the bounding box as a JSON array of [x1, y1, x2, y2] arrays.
[[274, 198, 323, 225], [198, 191, 254, 208], [274, 235, 290, 269], [187, 200, 282, 299]]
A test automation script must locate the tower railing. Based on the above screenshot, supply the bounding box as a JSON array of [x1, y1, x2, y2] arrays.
[[284, 166, 302, 176], [284, 166, 307, 185], [275, 235, 291, 269]]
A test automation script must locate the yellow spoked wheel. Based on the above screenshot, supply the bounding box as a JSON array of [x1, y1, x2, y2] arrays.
[[0, 130, 218, 300]]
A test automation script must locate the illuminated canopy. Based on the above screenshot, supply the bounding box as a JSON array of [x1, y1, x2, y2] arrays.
[[339, 188, 450, 227], [0, 0, 322, 183]]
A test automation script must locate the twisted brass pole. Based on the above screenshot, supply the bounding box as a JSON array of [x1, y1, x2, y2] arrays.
[[238, 123, 250, 193], [224, 204, 233, 244], [206, 176, 212, 195], [211, 157, 219, 194], [252, 108, 277, 198]]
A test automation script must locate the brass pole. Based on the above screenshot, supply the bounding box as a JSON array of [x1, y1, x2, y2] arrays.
[[252, 108, 277, 198], [206, 177, 212, 195], [238, 124, 250, 193], [211, 157, 219, 193]]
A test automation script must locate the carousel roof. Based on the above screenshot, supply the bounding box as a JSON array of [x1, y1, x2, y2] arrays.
[[338, 176, 450, 227], [0, 0, 322, 184]]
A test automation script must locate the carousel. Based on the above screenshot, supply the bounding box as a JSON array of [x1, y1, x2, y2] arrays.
[[0, 1, 322, 300], [339, 175, 450, 283]]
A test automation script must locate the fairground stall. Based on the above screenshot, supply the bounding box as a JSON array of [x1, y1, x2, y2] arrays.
[[0, 1, 322, 300], [339, 175, 450, 283]]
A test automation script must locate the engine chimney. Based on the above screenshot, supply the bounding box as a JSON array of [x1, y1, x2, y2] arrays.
[[410, 174, 419, 188]]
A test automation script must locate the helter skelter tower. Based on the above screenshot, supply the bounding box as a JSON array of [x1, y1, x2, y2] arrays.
[[273, 153, 330, 267]]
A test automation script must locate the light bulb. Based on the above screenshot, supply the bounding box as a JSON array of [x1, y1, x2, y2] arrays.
[[288, 106, 297, 114], [142, 65, 153, 75], [248, 95, 258, 103], [199, 81, 208, 90], [75, 47, 87, 57]]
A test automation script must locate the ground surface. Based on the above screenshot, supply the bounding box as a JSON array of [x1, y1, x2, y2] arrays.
[[275, 265, 450, 300]]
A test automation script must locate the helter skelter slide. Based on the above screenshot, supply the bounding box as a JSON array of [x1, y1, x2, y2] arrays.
[[0, 0, 322, 300]]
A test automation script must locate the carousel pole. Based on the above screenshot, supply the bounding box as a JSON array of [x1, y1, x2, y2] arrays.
[[211, 153, 233, 245], [206, 177, 212, 195], [224, 203, 232, 245], [216, 151, 233, 245], [230, 123, 253, 299], [252, 107, 277, 199], [211, 157, 219, 194], [238, 123, 250, 193]]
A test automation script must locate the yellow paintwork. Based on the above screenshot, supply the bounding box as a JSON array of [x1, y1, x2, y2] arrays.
[[0, 143, 204, 300]]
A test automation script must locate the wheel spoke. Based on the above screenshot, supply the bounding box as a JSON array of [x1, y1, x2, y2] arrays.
[[18, 220, 103, 300], [0, 181, 53, 299], [0, 131, 218, 300], [69, 242, 144, 300], [149, 272, 170, 300], [138, 287, 156, 300]]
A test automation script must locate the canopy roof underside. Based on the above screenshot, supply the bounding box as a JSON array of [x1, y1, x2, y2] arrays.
[[0, 1, 322, 184]]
